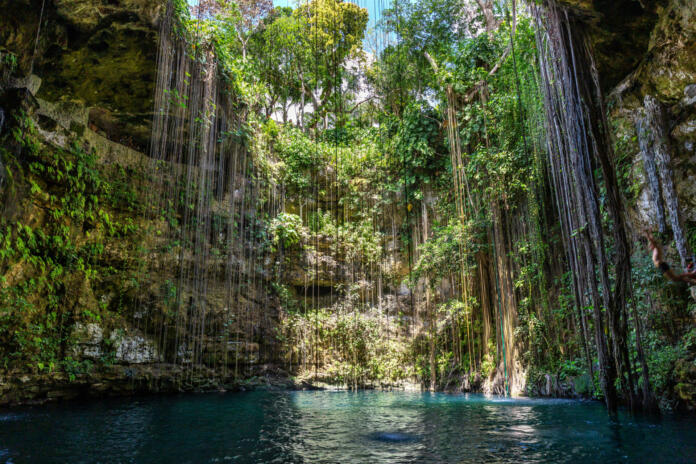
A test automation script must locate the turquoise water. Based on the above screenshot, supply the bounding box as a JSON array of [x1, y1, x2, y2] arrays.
[[0, 391, 694, 463]]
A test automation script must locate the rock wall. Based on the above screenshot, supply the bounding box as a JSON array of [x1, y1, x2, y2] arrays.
[[556, 0, 696, 409], [0, 0, 289, 405], [591, 0, 696, 252], [559, 0, 696, 208], [2, 0, 161, 150]]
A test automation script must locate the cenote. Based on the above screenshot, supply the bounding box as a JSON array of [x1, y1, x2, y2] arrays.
[[1, 391, 695, 463], [4, 0, 696, 461]]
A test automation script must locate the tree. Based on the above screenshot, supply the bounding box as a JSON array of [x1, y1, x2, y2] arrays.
[[474, 0, 500, 33], [193, 0, 273, 60], [236, 0, 274, 60], [293, 0, 368, 128], [372, 0, 471, 115], [251, 7, 303, 120]]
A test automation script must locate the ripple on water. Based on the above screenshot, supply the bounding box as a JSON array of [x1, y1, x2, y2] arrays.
[[0, 391, 694, 463]]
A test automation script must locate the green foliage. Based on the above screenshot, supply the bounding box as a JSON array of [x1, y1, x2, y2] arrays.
[[272, 282, 299, 313], [411, 221, 468, 284], [269, 212, 304, 251], [558, 358, 583, 380], [185, 0, 368, 120], [612, 118, 642, 205], [273, 126, 327, 193], [0, 112, 141, 372], [279, 308, 410, 385], [481, 341, 497, 379], [0, 50, 17, 76], [253, 2, 563, 392], [386, 103, 446, 201], [62, 357, 94, 382]]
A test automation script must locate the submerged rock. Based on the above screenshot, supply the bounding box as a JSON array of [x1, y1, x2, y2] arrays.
[[371, 432, 418, 443]]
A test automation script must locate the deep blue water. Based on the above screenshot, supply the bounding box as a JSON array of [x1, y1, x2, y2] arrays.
[[0, 390, 694, 463]]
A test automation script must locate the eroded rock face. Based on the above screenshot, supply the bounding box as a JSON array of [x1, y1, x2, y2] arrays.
[[565, 0, 694, 233], [556, 0, 660, 92], [602, 0, 696, 233], [110, 330, 162, 364], [640, 0, 696, 102], [556, 0, 694, 97], [71, 323, 105, 359], [71, 323, 164, 364], [38, 25, 157, 115], [1, 0, 160, 150], [524, 372, 593, 399], [52, 0, 162, 33]]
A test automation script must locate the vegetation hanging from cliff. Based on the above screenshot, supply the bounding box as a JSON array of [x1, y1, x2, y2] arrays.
[[1, 0, 696, 411]]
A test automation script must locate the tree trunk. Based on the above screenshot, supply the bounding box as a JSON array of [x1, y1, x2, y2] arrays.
[[475, 0, 501, 33]]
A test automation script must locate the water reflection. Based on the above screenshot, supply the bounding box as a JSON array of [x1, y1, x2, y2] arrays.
[[0, 391, 694, 463]]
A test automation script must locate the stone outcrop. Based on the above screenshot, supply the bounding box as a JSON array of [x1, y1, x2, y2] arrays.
[[0, 0, 279, 405], [1, 0, 161, 152], [555, 0, 660, 92], [557, 0, 696, 410], [525, 372, 593, 399], [593, 0, 696, 235]]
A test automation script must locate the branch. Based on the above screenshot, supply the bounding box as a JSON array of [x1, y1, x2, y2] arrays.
[[424, 51, 439, 74], [487, 45, 512, 78], [425, 36, 510, 104], [464, 44, 511, 101], [294, 67, 320, 110], [347, 95, 381, 113], [474, 0, 501, 33]]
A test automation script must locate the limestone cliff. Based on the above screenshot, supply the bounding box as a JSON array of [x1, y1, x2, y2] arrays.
[[0, 0, 287, 404], [1, 0, 695, 409], [557, 0, 696, 409]]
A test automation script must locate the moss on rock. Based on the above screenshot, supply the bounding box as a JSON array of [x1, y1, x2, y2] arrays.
[[38, 25, 157, 115]]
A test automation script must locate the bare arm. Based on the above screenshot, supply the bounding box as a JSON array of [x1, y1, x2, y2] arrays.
[[645, 231, 696, 285], [646, 231, 663, 267], [672, 271, 696, 285]]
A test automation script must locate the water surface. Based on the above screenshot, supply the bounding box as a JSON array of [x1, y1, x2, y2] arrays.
[[0, 391, 694, 463]]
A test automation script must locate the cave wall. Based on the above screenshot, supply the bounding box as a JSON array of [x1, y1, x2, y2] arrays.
[[1, 0, 161, 151], [550, 0, 696, 265], [0, 0, 290, 405], [588, 0, 696, 236], [556, 0, 696, 408]]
